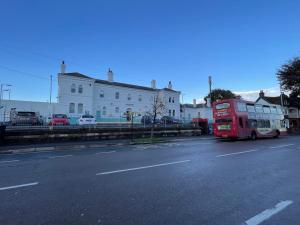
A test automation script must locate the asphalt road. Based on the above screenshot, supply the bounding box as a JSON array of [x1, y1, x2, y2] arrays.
[[0, 136, 299, 225]]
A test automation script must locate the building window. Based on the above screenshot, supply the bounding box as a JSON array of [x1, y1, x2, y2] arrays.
[[71, 84, 76, 93], [115, 107, 119, 113], [115, 92, 119, 99], [78, 85, 83, 94], [127, 94, 131, 101], [78, 103, 83, 114], [172, 97, 174, 103], [102, 106, 106, 116], [169, 110, 171, 116], [69, 103, 75, 113], [173, 110, 175, 117], [100, 90, 104, 98], [169, 97, 171, 103], [138, 95, 142, 102], [197, 112, 201, 118]]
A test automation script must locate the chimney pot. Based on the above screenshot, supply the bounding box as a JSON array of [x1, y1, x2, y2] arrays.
[[151, 79, 156, 89], [107, 68, 114, 82]]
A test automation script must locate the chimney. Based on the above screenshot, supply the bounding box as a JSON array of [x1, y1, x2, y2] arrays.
[[193, 99, 197, 108], [107, 68, 113, 82], [259, 90, 265, 98], [151, 79, 156, 89], [168, 81, 172, 89], [60, 60, 66, 74]]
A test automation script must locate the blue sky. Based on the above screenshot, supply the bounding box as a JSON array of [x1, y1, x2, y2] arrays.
[[1, 0, 300, 103]]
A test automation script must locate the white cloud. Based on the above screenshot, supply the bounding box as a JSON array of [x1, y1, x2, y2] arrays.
[[234, 87, 280, 101]]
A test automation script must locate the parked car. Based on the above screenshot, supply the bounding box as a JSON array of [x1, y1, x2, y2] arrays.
[[161, 116, 182, 124], [48, 114, 70, 126], [78, 115, 96, 125], [141, 115, 161, 125], [10, 110, 40, 125]]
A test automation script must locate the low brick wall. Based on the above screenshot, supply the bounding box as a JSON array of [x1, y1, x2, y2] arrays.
[[2, 127, 202, 144]]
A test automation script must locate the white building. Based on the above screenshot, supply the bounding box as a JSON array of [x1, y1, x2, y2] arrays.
[[58, 62, 181, 123], [180, 99, 213, 123], [0, 99, 60, 122], [0, 62, 181, 124]]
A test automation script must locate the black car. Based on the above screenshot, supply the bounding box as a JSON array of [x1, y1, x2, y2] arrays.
[[141, 115, 161, 125], [161, 116, 182, 124]]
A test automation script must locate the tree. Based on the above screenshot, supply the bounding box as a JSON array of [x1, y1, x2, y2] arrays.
[[204, 89, 236, 103], [277, 57, 300, 97], [147, 93, 165, 138]]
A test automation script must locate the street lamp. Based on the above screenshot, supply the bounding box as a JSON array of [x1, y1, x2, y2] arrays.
[[0, 84, 12, 108]]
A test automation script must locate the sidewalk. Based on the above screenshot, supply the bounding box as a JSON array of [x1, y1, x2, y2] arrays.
[[0, 135, 214, 154]]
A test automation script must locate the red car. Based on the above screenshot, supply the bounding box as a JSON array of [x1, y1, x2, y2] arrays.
[[48, 114, 70, 126]]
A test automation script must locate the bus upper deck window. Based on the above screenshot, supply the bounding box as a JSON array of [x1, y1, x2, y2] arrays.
[[216, 103, 230, 110]]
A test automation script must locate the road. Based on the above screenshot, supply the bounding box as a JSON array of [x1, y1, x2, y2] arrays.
[[0, 136, 299, 225]]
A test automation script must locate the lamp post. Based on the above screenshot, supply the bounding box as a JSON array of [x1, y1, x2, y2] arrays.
[[0, 84, 12, 122]]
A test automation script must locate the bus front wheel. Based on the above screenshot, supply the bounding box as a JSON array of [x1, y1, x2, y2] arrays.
[[250, 132, 257, 140]]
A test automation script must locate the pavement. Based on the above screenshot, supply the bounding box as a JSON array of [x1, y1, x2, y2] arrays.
[[0, 135, 299, 225]]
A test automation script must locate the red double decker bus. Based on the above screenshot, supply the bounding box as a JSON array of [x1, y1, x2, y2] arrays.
[[213, 98, 287, 140]]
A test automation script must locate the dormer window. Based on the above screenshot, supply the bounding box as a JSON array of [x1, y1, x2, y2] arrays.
[[71, 84, 76, 93]]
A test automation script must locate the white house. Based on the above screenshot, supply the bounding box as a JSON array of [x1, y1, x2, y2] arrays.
[[58, 62, 181, 123], [180, 99, 213, 123]]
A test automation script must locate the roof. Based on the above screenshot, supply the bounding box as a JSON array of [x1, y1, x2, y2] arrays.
[[181, 103, 207, 108], [256, 94, 300, 108], [61, 72, 179, 93]]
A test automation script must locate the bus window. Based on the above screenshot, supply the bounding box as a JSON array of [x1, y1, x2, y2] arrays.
[[263, 106, 271, 113], [246, 104, 255, 112], [239, 117, 243, 128], [237, 102, 247, 112], [265, 120, 271, 128], [216, 103, 230, 110], [257, 120, 264, 128], [215, 118, 232, 123], [255, 105, 263, 113], [249, 119, 257, 128], [270, 106, 277, 114]]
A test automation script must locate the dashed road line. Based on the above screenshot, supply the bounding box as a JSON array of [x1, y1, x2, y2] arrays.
[[0, 160, 20, 164], [95, 151, 116, 154], [216, 149, 258, 157], [244, 200, 293, 225], [0, 182, 39, 191], [49, 155, 73, 159], [269, 144, 294, 149], [96, 160, 191, 175]]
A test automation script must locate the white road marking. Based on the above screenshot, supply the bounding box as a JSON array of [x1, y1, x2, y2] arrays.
[[269, 144, 294, 149], [244, 200, 293, 225], [49, 155, 73, 159], [216, 149, 258, 157], [96, 160, 191, 175], [0, 160, 20, 164], [95, 151, 116, 154], [0, 182, 39, 191]]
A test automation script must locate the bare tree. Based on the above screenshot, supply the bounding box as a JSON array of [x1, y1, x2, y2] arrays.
[[147, 93, 165, 138]]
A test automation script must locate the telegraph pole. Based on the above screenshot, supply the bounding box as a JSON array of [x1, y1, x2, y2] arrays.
[[208, 75, 212, 98], [50, 75, 53, 104]]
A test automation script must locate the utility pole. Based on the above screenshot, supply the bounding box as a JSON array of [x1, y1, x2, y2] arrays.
[[50, 75, 53, 104], [208, 75, 212, 98]]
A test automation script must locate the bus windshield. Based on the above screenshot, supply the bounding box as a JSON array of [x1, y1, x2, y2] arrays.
[[215, 103, 230, 110]]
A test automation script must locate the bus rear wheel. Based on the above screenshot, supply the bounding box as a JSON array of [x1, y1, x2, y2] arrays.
[[250, 132, 257, 140], [274, 130, 280, 138]]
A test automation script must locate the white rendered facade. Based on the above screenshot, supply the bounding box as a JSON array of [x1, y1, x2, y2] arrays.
[[58, 70, 181, 123]]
